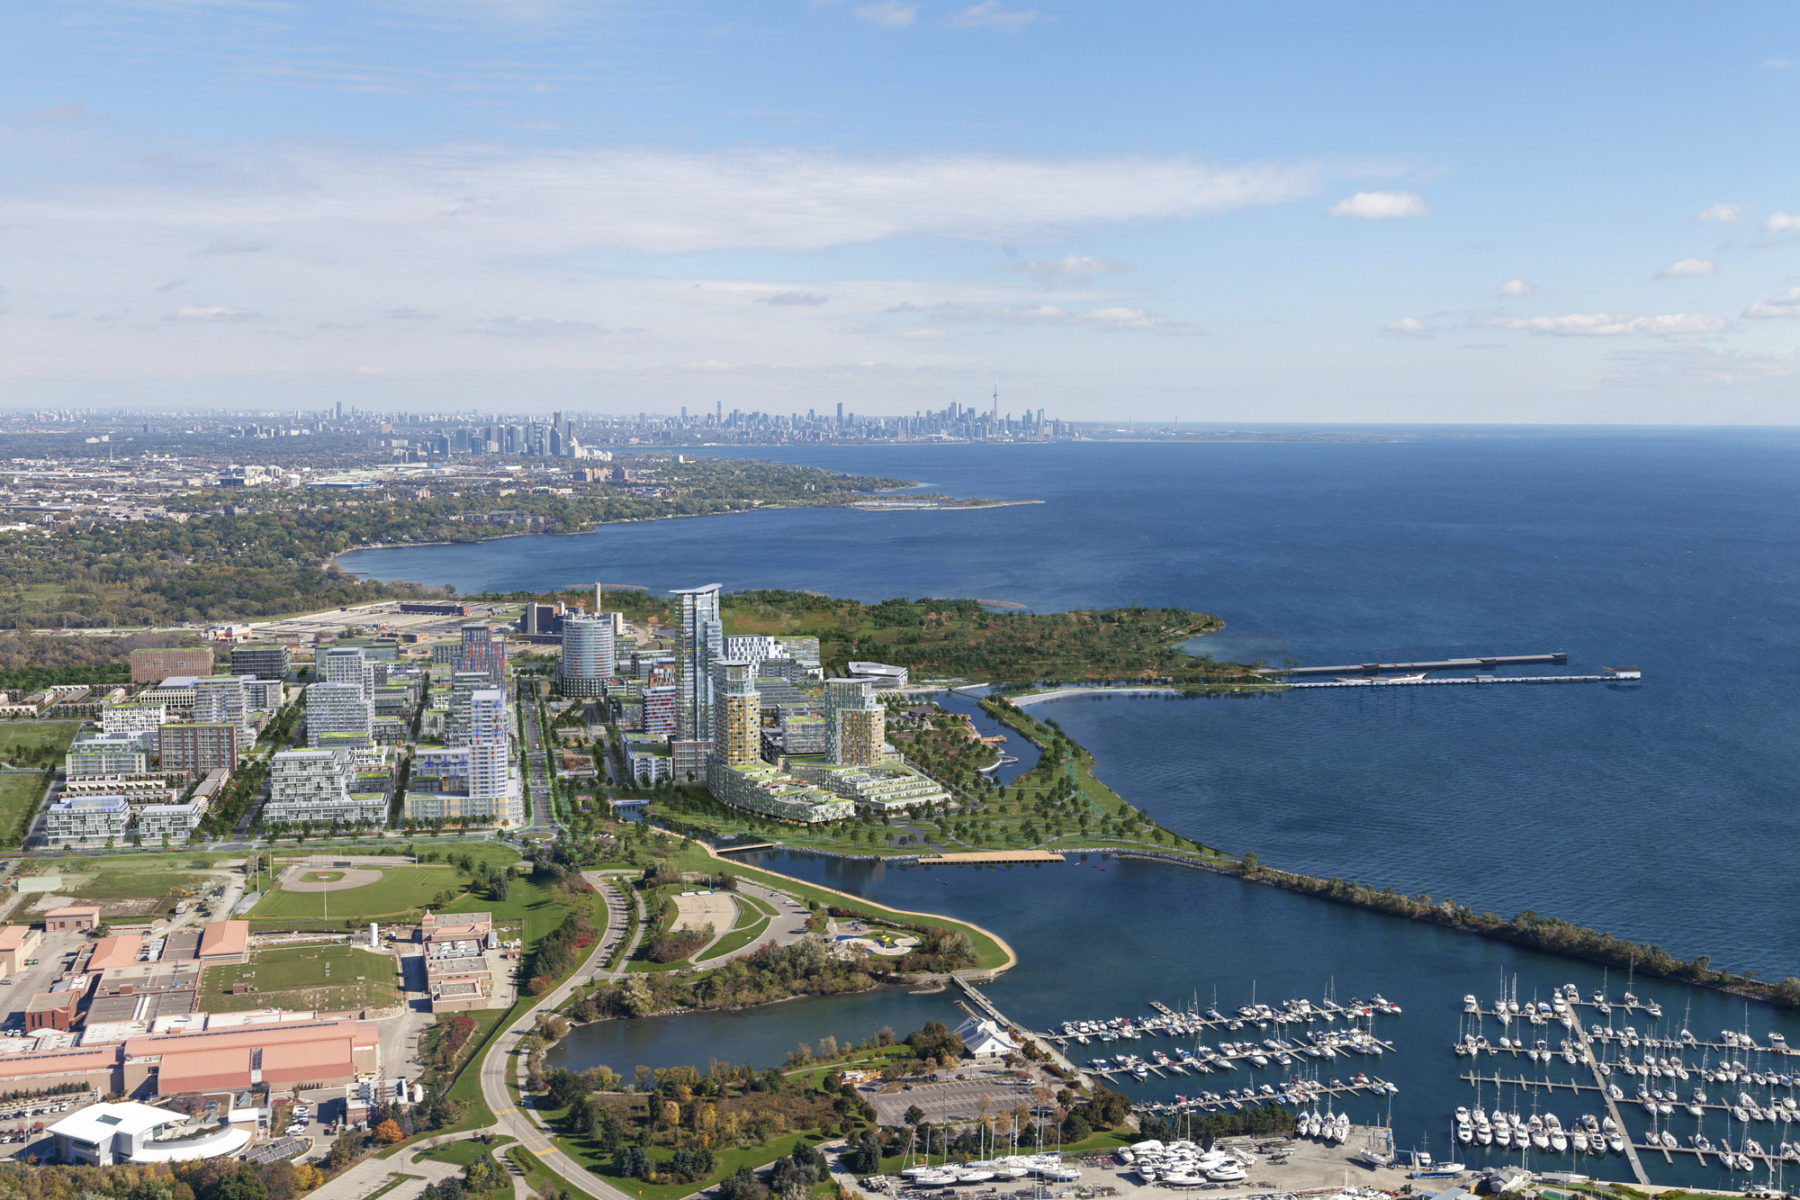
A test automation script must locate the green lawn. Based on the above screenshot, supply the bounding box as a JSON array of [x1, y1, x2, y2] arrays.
[[697, 913, 771, 962], [414, 1135, 513, 1165], [0, 773, 46, 849], [198, 944, 404, 1013], [250, 864, 472, 920], [655, 839, 1013, 971], [0, 722, 80, 770], [63, 868, 216, 905], [541, 1105, 828, 1200]]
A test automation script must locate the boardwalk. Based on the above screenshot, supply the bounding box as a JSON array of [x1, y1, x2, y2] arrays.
[[918, 850, 1065, 865]]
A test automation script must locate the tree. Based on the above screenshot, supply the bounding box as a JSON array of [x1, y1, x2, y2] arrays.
[[373, 1118, 405, 1145], [904, 1104, 925, 1127]]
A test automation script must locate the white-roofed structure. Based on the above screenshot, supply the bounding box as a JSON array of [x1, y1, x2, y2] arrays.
[[48, 1101, 252, 1165], [953, 1015, 1020, 1058]]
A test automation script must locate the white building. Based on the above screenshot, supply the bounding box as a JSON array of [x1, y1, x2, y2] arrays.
[[101, 701, 166, 746], [265, 748, 387, 827], [49, 1101, 251, 1165], [847, 661, 909, 690], [66, 734, 151, 777], [952, 1016, 1020, 1058], [44, 795, 130, 843], [192, 675, 252, 732], [136, 801, 208, 841], [306, 681, 373, 745]]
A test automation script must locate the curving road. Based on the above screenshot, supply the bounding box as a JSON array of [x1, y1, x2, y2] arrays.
[[471, 869, 645, 1200]]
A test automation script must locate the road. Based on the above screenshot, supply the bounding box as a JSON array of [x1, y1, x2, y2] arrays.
[[472, 869, 647, 1200], [519, 687, 554, 833]]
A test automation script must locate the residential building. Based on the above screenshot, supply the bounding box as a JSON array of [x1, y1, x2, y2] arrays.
[[712, 660, 761, 768], [66, 735, 150, 777], [244, 677, 285, 712], [128, 647, 212, 685], [707, 761, 854, 823], [306, 681, 373, 745], [826, 677, 885, 767], [788, 759, 949, 814], [157, 723, 240, 779], [622, 734, 673, 783], [101, 701, 166, 744], [559, 615, 615, 697], [321, 645, 374, 700], [673, 583, 722, 748], [229, 643, 291, 680], [136, 801, 207, 841], [642, 683, 677, 739], [192, 675, 252, 733], [265, 748, 387, 827], [776, 710, 827, 756], [456, 622, 506, 686], [45, 795, 130, 843]]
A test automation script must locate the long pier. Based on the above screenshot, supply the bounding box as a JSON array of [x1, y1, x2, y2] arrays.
[[1287, 673, 1633, 689], [1263, 653, 1568, 677]]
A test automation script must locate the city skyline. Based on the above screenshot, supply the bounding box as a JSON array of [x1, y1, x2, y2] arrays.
[[3, 4, 1797, 423]]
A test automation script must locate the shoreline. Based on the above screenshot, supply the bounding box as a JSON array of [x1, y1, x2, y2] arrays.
[[327, 497, 1042, 579]]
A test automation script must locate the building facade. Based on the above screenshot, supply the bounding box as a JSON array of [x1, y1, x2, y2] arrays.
[[306, 681, 373, 746], [558, 615, 615, 697], [45, 795, 130, 843], [229, 643, 291, 680], [265, 748, 387, 827], [825, 678, 884, 767], [157, 723, 240, 779], [128, 647, 213, 685]]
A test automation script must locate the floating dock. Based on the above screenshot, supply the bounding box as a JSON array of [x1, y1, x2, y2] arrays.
[[1262, 653, 1568, 677], [918, 850, 1066, 865]]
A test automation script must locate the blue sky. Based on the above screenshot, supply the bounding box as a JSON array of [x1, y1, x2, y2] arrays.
[[2, 1, 1797, 422]]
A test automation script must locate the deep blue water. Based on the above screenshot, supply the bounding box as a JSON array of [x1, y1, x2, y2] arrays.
[[347, 431, 1800, 977], [369, 429, 1800, 1186]]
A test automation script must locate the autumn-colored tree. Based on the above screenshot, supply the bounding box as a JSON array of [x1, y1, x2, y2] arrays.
[[373, 1119, 404, 1145]]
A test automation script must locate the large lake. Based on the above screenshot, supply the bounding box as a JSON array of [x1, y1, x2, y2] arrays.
[[349, 430, 1800, 1176]]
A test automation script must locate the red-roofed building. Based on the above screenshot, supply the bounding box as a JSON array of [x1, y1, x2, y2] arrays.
[[195, 921, 249, 964], [87, 935, 141, 972]]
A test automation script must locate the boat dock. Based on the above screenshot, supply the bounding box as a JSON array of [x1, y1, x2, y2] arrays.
[[951, 977, 1088, 1085], [1262, 653, 1568, 677], [1465, 1004, 1791, 1055], [918, 850, 1065, 865], [1572, 1007, 1652, 1186], [1138, 1076, 1398, 1115]]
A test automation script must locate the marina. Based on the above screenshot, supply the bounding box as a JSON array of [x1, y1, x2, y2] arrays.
[[1450, 980, 1800, 1187]]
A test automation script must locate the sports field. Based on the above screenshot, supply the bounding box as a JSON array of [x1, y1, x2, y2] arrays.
[[249, 864, 471, 920], [0, 773, 45, 848], [199, 944, 403, 1013]]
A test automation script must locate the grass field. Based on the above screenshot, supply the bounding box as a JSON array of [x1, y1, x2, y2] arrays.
[[249, 865, 471, 921], [542, 1104, 827, 1200], [199, 944, 403, 1013], [0, 722, 80, 770], [0, 773, 45, 849], [415, 1135, 513, 1165]]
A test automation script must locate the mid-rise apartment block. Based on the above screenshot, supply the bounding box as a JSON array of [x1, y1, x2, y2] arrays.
[[157, 722, 240, 779], [129, 647, 213, 685]]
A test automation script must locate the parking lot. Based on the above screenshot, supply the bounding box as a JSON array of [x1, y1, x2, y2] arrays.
[[865, 1072, 1044, 1127]]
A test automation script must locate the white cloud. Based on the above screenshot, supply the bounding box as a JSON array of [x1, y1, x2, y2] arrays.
[[197, 238, 268, 255], [1763, 58, 1793, 69], [5, 144, 1327, 257], [1696, 202, 1747, 223], [1498, 279, 1534, 297], [995, 303, 1191, 332], [165, 305, 260, 321], [469, 315, 604, 337], [1010, 254, 1131, 288], [1384, 317, 1431, 337], [949, 1, 1046, 31], [1485, 312, 1727, 339], [1654, 258, 1716, 278], [1328, 190, 1429, 220], [901, 328, 947, 339], [853, 2, 915, 28], [1764, 211, 1800, 232], [1742, 286, 1800, 319], [756, 290, 830, 306]]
